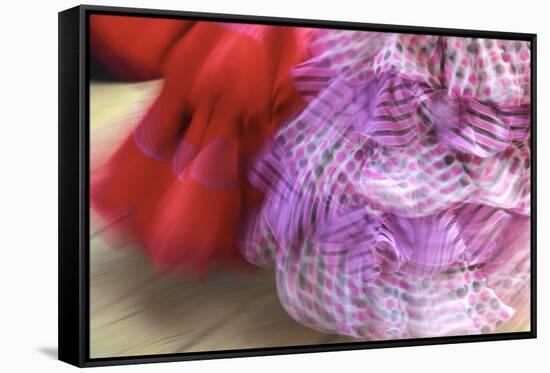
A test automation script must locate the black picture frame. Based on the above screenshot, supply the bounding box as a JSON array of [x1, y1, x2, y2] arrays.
[[58, 4, 537, 368]]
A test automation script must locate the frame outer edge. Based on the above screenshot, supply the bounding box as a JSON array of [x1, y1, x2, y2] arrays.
[[529, 33, 537, 338], [62, 4, 536, 367], [58, 5, 86, 368]]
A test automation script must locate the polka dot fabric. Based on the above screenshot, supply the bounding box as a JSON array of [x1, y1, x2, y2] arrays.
[[240, 30, 531, 340], [444, 38, 531, 105]]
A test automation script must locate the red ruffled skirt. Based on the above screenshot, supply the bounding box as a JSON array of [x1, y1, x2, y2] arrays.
[[90, 16, 314, 275]]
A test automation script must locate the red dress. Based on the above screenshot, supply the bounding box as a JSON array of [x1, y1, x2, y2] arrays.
[[90, 16, 313, 275]]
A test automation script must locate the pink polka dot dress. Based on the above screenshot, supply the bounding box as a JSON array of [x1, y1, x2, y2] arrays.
[[240, 30, 531, 340]]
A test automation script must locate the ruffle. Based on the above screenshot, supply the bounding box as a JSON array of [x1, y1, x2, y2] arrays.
[[359, 74, 531, 216], [294, 31, 531, 106], [252, 73, 530, 219], [241, 208, 526, 339], [275, 249, 519, 340]]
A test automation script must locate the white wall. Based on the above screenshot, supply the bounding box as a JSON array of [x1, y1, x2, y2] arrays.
[[0, 0, 546, 371]]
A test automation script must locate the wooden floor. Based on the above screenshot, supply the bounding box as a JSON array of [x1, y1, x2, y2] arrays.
[[89, 81, 529, 359], [89, 81, 352, 358], [90, 235, 353, 358]]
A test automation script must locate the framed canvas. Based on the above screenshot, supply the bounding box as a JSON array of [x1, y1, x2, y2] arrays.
[[58, 4, 537, 368]]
